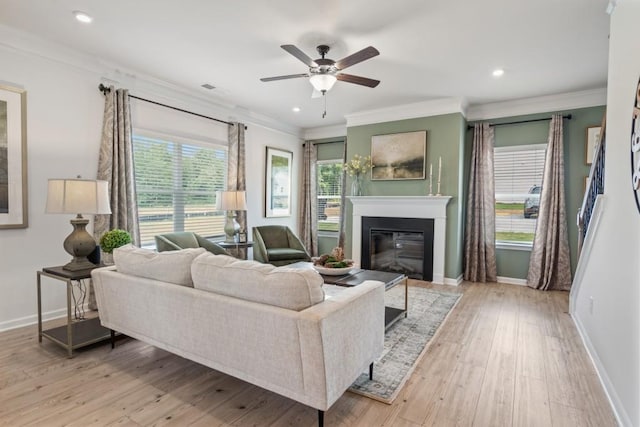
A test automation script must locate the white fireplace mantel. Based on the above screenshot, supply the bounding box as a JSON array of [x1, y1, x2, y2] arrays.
[[348, 196, 451, 284]]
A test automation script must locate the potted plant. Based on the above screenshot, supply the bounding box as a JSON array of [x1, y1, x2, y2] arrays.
[[99, 229, 132, 264]]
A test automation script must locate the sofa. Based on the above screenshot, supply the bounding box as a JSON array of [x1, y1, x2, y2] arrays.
[[91, 245, 385, 426]]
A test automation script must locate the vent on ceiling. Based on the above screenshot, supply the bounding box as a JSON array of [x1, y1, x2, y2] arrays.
[[201, 83, 216, 90]]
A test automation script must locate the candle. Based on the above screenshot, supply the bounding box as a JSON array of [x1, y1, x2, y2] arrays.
[[429, 163, 433, 195], [438, 156, 442, 182]]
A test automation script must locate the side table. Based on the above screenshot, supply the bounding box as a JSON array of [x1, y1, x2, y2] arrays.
[[216, 241, 253, 260], [37, 265, 112, 358]]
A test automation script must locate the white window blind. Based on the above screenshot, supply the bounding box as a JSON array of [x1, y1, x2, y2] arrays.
[[132, 134, 227, 246], [317, 160, 343, 233], [494, 144, 547, 245]]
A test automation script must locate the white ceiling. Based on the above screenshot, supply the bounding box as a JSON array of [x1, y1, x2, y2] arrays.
[[0, 0, 610, 131]]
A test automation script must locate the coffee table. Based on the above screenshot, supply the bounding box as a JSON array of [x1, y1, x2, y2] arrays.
[[290, 263, 408, 329]]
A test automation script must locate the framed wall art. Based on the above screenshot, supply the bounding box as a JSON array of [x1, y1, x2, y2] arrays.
[[265, 146, 292, 217], [371, 130, 426, 180], [586, 126, 602, 165], [0, 84, 28, 229]]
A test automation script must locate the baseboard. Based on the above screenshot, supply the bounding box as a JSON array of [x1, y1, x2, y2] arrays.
[[497, 276, 528, 286], [443, 275, 462, 286], [572, 312, 631, 427], [0, 304, 90, 333]]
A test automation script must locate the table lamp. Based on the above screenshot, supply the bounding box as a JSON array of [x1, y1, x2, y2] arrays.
[[46, 179, 112, 271], [216, 190, 247, 243]]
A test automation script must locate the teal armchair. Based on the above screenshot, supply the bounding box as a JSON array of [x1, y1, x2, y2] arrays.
[[154, 232, 230, 256], [252, 225, 311, 266]]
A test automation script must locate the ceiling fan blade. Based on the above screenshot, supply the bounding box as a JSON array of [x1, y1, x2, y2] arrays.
[[337, 73, 380, 88], [281, 45, 318, 67], [260, 73, 310, 82], [335, 46, 379, 70]]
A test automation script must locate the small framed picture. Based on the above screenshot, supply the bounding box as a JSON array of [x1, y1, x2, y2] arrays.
[[586, 126, 601, 165], [237, 231, 247, 243]]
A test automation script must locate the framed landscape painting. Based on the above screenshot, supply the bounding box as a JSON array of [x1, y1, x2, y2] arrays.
[[0, 84, 28, 229], [371, 130, 426, 180], [265, 146, 292, 217]]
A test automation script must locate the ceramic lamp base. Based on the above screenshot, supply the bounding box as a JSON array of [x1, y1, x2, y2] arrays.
[[62, 215, 98, 271], [224, 211, 240, 243]]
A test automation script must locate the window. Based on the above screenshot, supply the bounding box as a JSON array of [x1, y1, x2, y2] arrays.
[[494, 144, 546, 246], [317, 159, 343, 233], [132, 134, 227, 246]]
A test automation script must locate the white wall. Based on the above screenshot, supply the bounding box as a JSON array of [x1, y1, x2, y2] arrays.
[[0, 36, 302, 331], [571, 2, 640, 426]]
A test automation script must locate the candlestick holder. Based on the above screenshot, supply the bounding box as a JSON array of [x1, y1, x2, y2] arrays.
[[428, 178, 433, 196], [436, 179, 441, 196]]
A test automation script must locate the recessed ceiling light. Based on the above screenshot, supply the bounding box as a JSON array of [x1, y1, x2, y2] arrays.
[[292, 107, 301, 113], [492, 68, 505, 77], [73, 11, 93, 23]]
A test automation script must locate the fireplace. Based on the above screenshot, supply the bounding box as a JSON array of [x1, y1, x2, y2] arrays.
[[349, 196, 451, 284], [362, 216, 434, 281]]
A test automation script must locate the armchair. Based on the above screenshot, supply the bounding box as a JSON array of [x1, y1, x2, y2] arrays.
[[252, 225, 311, 266], [154, 232, 230, 256]]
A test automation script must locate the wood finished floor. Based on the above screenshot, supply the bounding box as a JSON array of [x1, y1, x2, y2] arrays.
[[0, 281, 617, 426]]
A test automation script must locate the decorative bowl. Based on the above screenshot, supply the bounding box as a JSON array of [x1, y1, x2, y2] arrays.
[[312, 265, 354, 276]]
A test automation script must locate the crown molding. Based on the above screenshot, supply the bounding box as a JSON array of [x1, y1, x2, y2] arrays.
[[0, 24, 301, 137], [345, 97, 467, 128], [466, 88, 607, 121], [303, 124, 347, 140]]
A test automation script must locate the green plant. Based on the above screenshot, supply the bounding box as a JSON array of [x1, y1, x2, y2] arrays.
[[99, 229, 132, 253]]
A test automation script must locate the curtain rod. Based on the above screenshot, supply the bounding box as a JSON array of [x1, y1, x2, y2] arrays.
[[310, 139, 345, 145], [466, 114, 572, 131], [98, 84, 247, 130]]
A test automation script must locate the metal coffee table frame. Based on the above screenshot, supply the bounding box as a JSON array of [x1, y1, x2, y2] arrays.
[[317, 267, 408, 330]]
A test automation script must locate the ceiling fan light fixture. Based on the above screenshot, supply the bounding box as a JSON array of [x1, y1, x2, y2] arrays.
[[309, 74, 337, 92]]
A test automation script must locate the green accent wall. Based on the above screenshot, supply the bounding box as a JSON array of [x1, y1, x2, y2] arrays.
[[345, 113, 467, 280], [468, 105, 606, 279]]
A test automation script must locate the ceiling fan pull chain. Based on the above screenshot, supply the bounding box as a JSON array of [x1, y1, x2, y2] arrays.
[[323, 92, 327, 118]]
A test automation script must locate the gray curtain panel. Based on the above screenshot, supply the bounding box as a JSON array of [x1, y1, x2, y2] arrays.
[[464, 123, 497, 283], [91, 86, 140, 309], [93, 87, 140, 243], [527, 114, 572, 291], [298, 142, 318, 256], [227, 122, 247, 258], [337, 139, 348, 249]]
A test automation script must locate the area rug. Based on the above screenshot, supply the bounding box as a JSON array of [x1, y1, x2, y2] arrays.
[[348, 285, 461, 404]]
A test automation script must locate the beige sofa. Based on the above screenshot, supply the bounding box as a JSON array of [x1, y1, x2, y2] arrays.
[[91, 245, 385, 426]]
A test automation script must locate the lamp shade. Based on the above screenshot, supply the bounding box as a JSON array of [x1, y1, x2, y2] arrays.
[[309, 74, 337, 92], [216, 190, 247, 211], [46, 179, 112, 215]]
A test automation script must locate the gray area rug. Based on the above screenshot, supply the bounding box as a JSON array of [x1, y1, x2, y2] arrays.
[[348, 285, 461, 404]]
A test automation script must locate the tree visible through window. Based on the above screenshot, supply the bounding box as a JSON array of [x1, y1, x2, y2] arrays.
[[132, 134, 227, 246], [317, 160, 343, 232], [494, 144, 546, 245]]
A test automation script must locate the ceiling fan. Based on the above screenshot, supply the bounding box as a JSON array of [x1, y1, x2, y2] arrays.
[[260, 44, 380, 95]]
